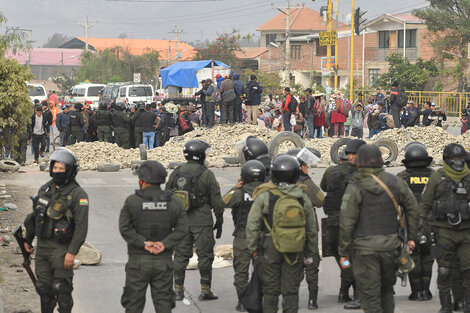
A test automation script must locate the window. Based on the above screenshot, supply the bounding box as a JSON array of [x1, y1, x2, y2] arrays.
[[73, 88, 85, 97], [129, 86, 153, 97], [369, 69, 380, 85], [378, 31, 390, 49], [265, 34, 277, 47], [119, 87, 126, 97], [398, 29, 417, 48], [28, 86, 45, 97], [87, 86, 103, 97], [315, 38, 335, 56], [291, 45, 301, 60]]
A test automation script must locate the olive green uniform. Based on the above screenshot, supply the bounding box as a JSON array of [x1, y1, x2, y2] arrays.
[[96, 109, 113, 142], [419, 166, 470, 307], [397, 168, 434, 298], [133, 110, 144, 148], [299, 173, 324, 298], [320, 162, 356, 295], [223, 181, 262, 297], [166, 161, 224, 291], [119, 185, 188, 313], [26, 180, 89, 313], [246, 183, 318, 313], [68, 111, 84, 144], [15, 124, 32, 165], [112, 110, 131, 149], [339, 168, 419, 313]]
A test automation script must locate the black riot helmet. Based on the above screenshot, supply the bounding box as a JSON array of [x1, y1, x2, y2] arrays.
[[49, 147, 80, 183], [270, 154, 301, 185], [183, 139, 212, 164], [98, 101, 107, 110], [402, 142, 433, 168], [443, 143, 467, 171], [356, 144, 384, 168], [115, 102, 126, 111], [137, 101, 146, 111], [345, 139, 367, 154], [465, 152, 470, 168], [241, 160, 266, 184], [243, 137, 268, 161], [74, 103, 83, 111], [137, 160, 167, 184]]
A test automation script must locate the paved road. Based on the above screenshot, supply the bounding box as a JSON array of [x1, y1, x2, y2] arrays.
[[6, 166, 441, 312]]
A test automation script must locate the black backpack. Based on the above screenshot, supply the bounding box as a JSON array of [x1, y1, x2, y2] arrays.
[[244, 85, 253, 101], [172, 165, 207, 210], [396, 89, 408, 108], [165, 112, 177, 128], [288, 96, 298, 112]]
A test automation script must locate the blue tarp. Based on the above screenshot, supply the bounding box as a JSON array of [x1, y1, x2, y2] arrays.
[[160, 60, 230, 88]]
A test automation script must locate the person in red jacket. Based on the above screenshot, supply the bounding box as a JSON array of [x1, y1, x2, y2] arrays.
[[281, 87, 294, 131], [331, 105, 347, 138], [313, 109, 326, 138]]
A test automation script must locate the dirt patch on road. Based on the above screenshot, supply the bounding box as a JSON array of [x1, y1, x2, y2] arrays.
[[0, 176, 40, 313]]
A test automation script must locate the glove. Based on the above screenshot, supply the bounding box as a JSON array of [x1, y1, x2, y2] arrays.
[[213, 216, 223, 239]]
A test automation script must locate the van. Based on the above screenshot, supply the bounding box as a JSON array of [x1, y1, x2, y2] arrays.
[[27, 83, 47, 104], [101, 83, 123, 106], [116, 84, 154, 106], [71, 83, 106, 109]]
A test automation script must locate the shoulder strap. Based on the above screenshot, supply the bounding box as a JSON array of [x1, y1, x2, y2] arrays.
[[369, 173, 404, 229]]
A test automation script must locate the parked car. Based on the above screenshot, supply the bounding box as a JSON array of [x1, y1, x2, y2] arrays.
[[70, 83, 106, 109], [115, 83, 154, 106], [100, 83, 123, 106], [27, 83, 47, 104]]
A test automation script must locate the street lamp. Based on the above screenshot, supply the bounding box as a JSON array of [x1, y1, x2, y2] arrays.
[[269, 42, 289, 81]]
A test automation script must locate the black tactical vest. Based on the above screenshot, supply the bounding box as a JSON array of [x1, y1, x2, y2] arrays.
[[324, 165, 354, 214], [404, 168, 433, 202], [69, 111, 81, 127], [96, 110, 112, 126], [231, 186, 254, 237], [137, 191, 172, 242], [432, 174, 470, 221], [112, 111, 128, 129], [354, 174, 400, 237]]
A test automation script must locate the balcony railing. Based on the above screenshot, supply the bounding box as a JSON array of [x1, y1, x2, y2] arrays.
[[365, 47, 418, 61]]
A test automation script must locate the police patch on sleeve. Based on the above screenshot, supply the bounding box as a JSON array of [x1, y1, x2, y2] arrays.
[[79, 199, 88, 205]]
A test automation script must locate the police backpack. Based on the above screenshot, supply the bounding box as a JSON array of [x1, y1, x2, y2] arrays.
[[172, 165, 207, 211]]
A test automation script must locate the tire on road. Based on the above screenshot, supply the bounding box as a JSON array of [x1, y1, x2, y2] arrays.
[[139, 144, 147, 160], [268, 131, 305, 159], [52, 136, 61, 151], [97, 163, 121, 172], [0, 159, 20, 172], [329, 138, 352, 165], [373, 138, 399, 164], [222, 156, 240, 165]]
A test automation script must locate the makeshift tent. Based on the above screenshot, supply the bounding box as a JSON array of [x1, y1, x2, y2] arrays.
[[160, 60, 230, 88]]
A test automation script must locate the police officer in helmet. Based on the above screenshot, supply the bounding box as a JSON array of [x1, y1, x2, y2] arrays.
[[166, 139, 224, 301], [397, 142, 434, 301], [23, 148, 89, 313], [112, 102, 131, 148], [119, 160, 188, 312], [96, 101, 113, 142], [246, 154, 318, 313], [240, 136, 271, 176], [287, 148, 324, 310], [420, 143, 470, 313], [223, 160, 266, 312]]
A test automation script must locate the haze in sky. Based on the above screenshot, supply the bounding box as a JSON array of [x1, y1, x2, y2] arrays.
[[0, 0, 428, 47]]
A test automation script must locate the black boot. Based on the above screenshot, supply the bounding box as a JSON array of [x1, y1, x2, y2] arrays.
[[344, 283, 361, 310], [308, 285, 318, 310], [338, 280, 352, 303], [236, 293, 246, 312], [422, 289, 433, 301], [40, 296, 56, 313], [198, 286, 218, 301], [409, 290, 424, 301], [174, 284, 184, 301], [439, 292, 453, 313], [408, 277, 424, 301], [464, 294, 470, 313]]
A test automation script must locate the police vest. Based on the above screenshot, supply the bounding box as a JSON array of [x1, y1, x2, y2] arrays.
[[112, 111, 128, 129], [354, 175, 400, 237], [231, 186, 254, 237], [69, 111, 81, 127], [324, 166, 354, 214], [136, 191, 172, 242], [404, 168, 433, 202], [96, 110, 112, 126], [432, 174, 470, 222]]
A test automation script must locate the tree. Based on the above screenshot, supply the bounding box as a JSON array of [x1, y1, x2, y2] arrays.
[[414, 1, 470, 91], [51, 73, 77, 96], [193, 32, 241, 71], [43, 33, 70, 48], [242, 69, 283, 97], [373, 53, 439, 91], [118, 33, 128, 39], [0, 12, 33, 153]]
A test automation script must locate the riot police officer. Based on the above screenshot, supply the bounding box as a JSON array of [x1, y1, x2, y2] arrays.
[[23, 148, 89, 313], [246, 155, 318, 313], [112, 102, 131, 148], [241, 136, 271, 177], [96, 101, 113, 142], [119, 160, 188, 313], [320, 139, 366, 308], [397, 142, 435, 301], [287, 148, 324, 310], [223, 160, 266, 312], [420, 143, 470, 313], [339, 144, 419, 313], [166, 139, 224, 301], [68, 104, 84, 144], [133, 102, 146, 148]]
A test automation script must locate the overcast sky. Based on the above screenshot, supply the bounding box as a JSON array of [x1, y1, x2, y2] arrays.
[[1, 0, 428, 47]]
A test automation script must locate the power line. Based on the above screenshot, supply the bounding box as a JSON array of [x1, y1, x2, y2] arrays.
[[106, 0, 223, 2]]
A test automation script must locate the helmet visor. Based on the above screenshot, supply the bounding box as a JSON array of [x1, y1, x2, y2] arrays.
[[296, 147, 320, 165]]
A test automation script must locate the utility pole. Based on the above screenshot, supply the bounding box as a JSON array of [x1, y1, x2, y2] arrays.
[[326, 0, 333, 88], [169, 25, 183, 60], [76, 16, 97, 51], [334, 0, 339, 89], [285, 0, 291, 84], [350, 0, 355, 101]]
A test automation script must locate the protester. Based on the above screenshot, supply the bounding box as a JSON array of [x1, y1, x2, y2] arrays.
[[31, 106, 49, 163], [281, 87, 294, 131], [245, 75, 263, 125], [350, 104, 366, 139]]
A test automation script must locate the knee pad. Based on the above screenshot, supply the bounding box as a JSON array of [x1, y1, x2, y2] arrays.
[[438, 267, 451, 280], [51, 279, 72, 296], [35, 280, 50, 296]]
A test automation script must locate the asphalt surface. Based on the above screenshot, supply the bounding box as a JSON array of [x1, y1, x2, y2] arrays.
[[1, 164, 444, 313]]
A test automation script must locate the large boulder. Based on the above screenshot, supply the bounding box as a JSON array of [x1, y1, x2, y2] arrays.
[[76, 242, 102, 265], [214, 244, 233, 260]]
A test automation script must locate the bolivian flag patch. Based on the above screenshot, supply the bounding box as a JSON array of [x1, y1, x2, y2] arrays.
[[79, 199, 88, 205]]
